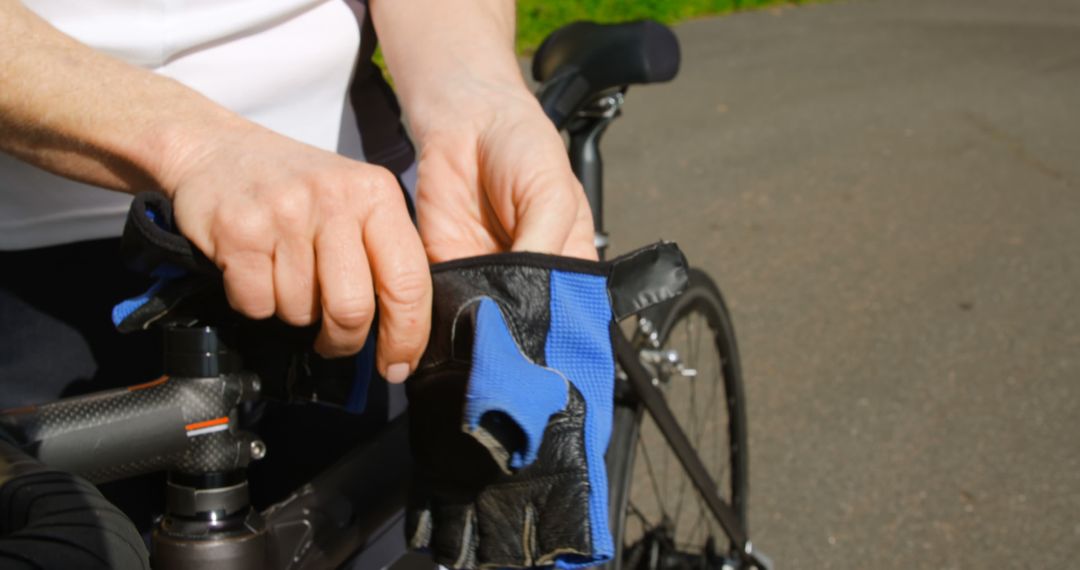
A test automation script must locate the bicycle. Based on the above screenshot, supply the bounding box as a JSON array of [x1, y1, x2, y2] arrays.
[[0, 19, 771, 570]]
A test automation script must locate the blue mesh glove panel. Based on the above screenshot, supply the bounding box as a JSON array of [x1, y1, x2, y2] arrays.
[[546, 270, 615, 567], [463, 298, 570, 470]]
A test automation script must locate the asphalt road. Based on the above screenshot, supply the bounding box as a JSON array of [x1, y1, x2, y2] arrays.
[[600, 0, 1080, 567]]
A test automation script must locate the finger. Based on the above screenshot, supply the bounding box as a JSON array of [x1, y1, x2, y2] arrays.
[[273, 240, 319, 325], [415, 151, 503, 262], [221, 251, 275, 319], [364, 188, 432, 383], [313, 216, 375, 357], [510, 174, 581, 255], [561, 190, 600, 261]]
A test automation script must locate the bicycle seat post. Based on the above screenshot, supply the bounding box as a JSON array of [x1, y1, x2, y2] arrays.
[[152, 325, 269, 570], [567, 90, 625, 260]]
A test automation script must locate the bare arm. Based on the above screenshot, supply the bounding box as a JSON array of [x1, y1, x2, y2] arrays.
[[0, 0, 236, 192], [371, 0, 523, 134], [0, 0, 432, 374], [371, 0, 597, 261]]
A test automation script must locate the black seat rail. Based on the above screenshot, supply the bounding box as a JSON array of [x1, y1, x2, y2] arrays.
[[534, 20, 680, 258]]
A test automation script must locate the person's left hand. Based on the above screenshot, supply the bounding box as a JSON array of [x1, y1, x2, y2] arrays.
[[411, 84, 597, 263]]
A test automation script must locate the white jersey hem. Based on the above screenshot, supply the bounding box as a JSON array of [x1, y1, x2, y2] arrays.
[[0, 205, 130, 250]]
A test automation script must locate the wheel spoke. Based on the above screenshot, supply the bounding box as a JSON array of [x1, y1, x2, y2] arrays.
[[675, 312, 711, 543], [687, 498, 708, 550], [671, 465, 689, 532], [636, 429, 669, 523], [687, 312, 699, 375], [628, 501, 650, 525], [672, 328, 696, 527]]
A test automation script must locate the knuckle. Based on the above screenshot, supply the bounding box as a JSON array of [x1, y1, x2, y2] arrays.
[[569, 177, 585, 199], [381, 268, 430, 311], [311, 174, 349, 205], [384, 323, 427, 355], [367, 166, 397, 189], [557, 177, 583, 206], [216, 210, 271, 249], [269, 191, 311, 228], [312, 169, 387, 219], [325, 296, 375, 331], [363, 169, 403, 206], [378, 275, 431, 357]]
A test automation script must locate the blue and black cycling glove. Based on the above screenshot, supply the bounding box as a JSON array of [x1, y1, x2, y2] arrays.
[[406, 243, 686, 569]]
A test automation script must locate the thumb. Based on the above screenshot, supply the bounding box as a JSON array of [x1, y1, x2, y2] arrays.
[[510, 174, 582, 255]]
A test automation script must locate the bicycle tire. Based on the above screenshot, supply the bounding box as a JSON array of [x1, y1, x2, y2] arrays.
[[605, 267, 749, 569]]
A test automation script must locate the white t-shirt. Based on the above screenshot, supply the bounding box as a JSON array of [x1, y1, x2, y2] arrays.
[[0, 0, 362, 249]]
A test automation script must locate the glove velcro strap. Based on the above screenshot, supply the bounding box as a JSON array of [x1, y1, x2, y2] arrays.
[[429, 241, 688, 322]]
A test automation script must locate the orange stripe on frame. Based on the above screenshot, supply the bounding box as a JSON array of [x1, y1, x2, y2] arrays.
[[185, 417, 229, 431], [0, 405, 37, 415], [127, 376, 169, 392]]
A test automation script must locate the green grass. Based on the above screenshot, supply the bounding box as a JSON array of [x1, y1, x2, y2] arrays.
[[374, 1, 807, 85], [516, 0, 809, 53]]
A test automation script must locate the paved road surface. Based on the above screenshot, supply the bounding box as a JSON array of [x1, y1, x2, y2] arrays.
[[399, 1, 1078, 568], [602, 0, 1079, 567], [609, 1, 1080, 565]]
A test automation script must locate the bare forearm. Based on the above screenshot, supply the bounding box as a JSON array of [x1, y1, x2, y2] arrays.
[[369, 0, 531, 137], [0, 0, 243, 194]]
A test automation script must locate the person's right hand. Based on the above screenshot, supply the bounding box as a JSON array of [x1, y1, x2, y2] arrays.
[[158, 122, 431, 383]]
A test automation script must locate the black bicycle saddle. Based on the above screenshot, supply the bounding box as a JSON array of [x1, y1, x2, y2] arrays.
[[532, 20, 680, 127]]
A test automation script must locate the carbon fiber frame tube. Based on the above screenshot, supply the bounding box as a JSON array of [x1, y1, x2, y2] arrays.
[[0, 372, 260, 484]]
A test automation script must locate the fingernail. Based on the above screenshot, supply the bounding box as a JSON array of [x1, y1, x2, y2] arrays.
[[385, 362, 411, 383]]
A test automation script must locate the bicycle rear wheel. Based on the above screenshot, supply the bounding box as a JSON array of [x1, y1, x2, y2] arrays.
[[606, 268, 749, 569]]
